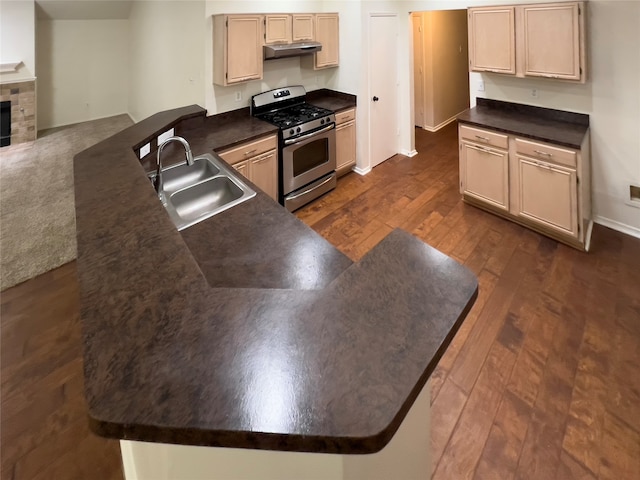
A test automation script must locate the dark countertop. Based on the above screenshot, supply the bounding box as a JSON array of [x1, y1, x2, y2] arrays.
[[74, 93, 476, 454], [307, 88, 357, 113], [457, 98, 589, 149]]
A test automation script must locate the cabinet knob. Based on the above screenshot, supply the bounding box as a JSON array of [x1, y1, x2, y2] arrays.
[[372, 96, 379, 102]]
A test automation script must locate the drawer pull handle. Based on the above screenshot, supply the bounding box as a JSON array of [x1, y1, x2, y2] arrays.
[[467, 144, 501, 156], [534, 150, 553, 157], [475, 135, 490, 142], [534, 161, 553, 170], [254, 153, 272, 163], [244, 149, 258, 156]]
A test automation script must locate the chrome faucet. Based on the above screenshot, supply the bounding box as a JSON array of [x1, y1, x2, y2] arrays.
[[155, 136, 194, 202]]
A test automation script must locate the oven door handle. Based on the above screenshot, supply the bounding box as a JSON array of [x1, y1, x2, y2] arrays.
[[286, 175, 335, 200], [284, 123, 335, 145]]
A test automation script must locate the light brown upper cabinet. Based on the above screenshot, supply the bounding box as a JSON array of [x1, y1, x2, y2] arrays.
[[292, 14, 314, 42], [264, 14, 292, 44], [468, 2, 586, 82], [468, 6, 516, 74], [264, 14, 315, 44], [520, 3, 584, 81], [213, 14, 263, 86], [314, 13, 339, 69]]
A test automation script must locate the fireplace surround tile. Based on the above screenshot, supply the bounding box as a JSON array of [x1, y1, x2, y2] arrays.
[[0, 79, 37, 146]]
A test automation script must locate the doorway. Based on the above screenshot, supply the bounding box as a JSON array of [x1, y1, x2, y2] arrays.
[[411, 10, 470, 132], [369, 13, 398, 169]]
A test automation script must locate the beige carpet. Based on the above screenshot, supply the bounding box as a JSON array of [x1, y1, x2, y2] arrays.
[[0, 114, 134, 291]]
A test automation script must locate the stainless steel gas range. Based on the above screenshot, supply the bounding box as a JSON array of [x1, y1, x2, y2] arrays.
[[251, 86, 336, 212]]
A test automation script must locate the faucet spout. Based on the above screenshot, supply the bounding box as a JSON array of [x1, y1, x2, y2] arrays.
[[155, 136, 194, 201]]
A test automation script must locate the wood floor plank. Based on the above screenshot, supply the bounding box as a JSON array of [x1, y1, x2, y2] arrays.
[[596, 410, 640, 480], [433, 342, 517, 480], [430, 377, 468, 471], [473, 389, 532, 480], [448, 248, 535, 394]]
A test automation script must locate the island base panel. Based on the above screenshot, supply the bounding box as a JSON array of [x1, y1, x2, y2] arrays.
[[120, 381, 431, 480]]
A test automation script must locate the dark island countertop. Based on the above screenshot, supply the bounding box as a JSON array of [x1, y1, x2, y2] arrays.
[[74, 94, 477, 454], [457, 98, 589, 149]]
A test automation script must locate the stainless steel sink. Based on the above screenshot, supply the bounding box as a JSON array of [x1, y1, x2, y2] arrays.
[[155, 153, 256, 231], [162, 157, 220, 193]]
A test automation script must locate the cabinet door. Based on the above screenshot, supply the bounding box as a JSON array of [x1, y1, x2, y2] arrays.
[[522, 3, 582, 80], [461, 142, 509, 210], [226, 15, 263, 84], [249, 150, 278, 201], [468, 7, 515, 74], [292, 14, 314, 42], [517, 156, 578, 237], [314, 14, 339, 68], [231, 160, 249, 179], [264, 14, 291, 44], [336, 121, 356, 173]]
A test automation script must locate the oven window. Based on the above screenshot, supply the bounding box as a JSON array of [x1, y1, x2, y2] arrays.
[[293, 138, 329, 177]]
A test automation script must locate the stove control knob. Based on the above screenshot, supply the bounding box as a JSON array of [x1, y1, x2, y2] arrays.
[[289, 129, 294, 135], [320, 119, 325, 125], [296, 127, 301, 133]]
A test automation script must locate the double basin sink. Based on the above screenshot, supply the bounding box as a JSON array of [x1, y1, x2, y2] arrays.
[[153, 153, 256, 231]]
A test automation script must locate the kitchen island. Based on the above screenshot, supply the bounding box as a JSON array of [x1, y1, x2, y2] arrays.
[[74, 103, 478, 479]]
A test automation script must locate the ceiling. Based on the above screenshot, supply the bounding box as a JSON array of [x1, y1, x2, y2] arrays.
[[36, 0, 134, 20]]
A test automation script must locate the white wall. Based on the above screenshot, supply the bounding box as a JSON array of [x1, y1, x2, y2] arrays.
[[0, 0, 36, 81], [128, 0, 206, 122], [205, 0, 328, 114], [36, 19, 129, 129]]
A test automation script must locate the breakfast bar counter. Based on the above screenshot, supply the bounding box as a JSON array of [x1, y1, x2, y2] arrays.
[[74, 102, 477, 478]]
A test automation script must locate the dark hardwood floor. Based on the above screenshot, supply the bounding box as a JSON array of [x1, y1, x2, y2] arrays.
[[2, 123, 639, 479]]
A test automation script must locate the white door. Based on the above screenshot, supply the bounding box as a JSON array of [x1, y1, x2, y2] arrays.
[[369, 13, 398, 168]]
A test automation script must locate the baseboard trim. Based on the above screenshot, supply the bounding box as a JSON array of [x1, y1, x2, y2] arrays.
[[353, 165, 371, 176], [419, 114, 459, 133], [593, 215, 640, 239], [400, 149, 418, 157], [39, 112, 133, 132]]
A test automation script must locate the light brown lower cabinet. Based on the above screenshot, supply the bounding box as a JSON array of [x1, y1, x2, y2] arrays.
[[335, 108, 356, 176], [217, 134, 278, 201], [459, 123, 591, 250]]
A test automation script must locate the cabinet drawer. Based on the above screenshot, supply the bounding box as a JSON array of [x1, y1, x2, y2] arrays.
[[459, 125, 508, 150], [515, 138, 577, 168], [217, 135, 277, 166], [335, 108, 355, 125]]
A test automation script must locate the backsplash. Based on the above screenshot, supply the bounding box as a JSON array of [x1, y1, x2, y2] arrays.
[[0, 79, 36, 146]]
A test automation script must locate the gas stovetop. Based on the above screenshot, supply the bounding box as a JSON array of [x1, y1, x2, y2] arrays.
[[258, 104, 333, 128], [252, 86, 336, 141]]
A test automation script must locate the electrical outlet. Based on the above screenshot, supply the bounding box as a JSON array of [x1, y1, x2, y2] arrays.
[[235, 91, 242, 102], [531, 88, 538, 98], [157, 128, 175, 145], [139, 143, 150, 159], [627, 184, 640, 208], [478, 80, 485, 92]]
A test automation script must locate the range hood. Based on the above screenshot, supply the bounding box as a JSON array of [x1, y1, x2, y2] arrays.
[[264, 42, 322, 60]]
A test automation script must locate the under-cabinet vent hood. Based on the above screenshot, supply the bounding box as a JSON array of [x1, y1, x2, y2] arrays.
[[264, 42, 322, 60]]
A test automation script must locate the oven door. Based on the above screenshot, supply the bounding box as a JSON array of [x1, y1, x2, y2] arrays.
[[282, 124, 336, 196]]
